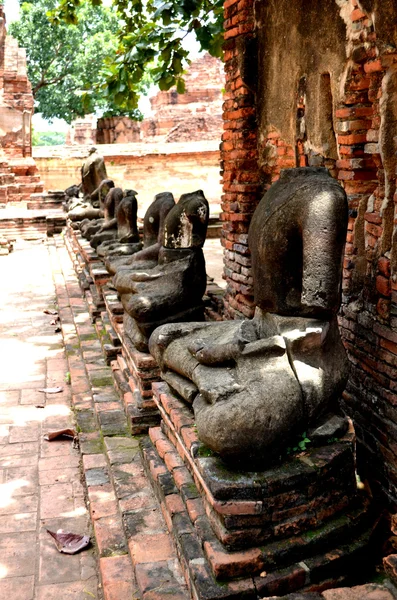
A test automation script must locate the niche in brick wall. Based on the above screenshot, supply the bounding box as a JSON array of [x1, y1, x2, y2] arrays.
[[380, 66, 397, 270], [305, 72, 338, 171], [319, 73, 338, 161], [296, 76, 307, 167]]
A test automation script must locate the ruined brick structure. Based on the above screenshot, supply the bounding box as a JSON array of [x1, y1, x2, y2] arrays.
[[65, 114, 96, 146], [95, 116, 140, 144], [0, 7, 43, 203], [221, 0, 397, 507], [95, 54, 223, 144]]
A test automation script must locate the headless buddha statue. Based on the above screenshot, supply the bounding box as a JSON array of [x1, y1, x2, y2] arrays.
[[75, 179, 115, 234], [81, 147, 108, 200], [149, 168, 349, 464], [97, 189, 140, 258], [67, 149, 110, 223]]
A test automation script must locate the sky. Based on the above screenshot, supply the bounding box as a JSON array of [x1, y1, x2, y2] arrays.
[[3, 0, 19, 24]]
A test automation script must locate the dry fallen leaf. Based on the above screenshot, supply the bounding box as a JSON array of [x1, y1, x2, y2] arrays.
[[47, 529, 90, 554], [44, 428, 77, 441], [39, 387, 63, 394], [260, 571, 267, 578], [43, 309, 58, 316], [35, 404, 45, 409]]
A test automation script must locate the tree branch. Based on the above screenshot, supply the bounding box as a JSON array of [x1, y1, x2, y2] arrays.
[[33, 72, 70, 95], [39, 43, 64, 81]]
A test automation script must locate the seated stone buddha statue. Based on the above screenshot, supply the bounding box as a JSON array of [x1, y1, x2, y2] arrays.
[[81, 146, 108, 200], [149, 167, 349, 464], [95, 189, 140, 256], [69, 178, 114, 226], [81, 186, 123, 246]]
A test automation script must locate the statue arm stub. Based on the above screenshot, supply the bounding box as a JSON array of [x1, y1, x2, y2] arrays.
[[99, 218, 117, 232], [187, 320, 258, 365]]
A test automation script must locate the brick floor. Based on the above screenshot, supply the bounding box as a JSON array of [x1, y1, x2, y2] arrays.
[[0, 239, 99, 599]]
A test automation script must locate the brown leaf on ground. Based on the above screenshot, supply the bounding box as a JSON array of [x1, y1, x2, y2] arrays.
[[47, 530, 90, 554], [44, 428, 77, 441], [39, 386, 63, 394], [43, 309, 58, 315]]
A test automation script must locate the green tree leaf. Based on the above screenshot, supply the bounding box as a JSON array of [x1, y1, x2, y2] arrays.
[[47, 0, 224, 111]]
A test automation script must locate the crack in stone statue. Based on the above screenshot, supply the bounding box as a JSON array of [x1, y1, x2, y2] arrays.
[[114, 190, 209, 353], [149, 167, 349, 464]]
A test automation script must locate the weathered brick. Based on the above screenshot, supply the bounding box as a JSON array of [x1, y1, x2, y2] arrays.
[[378, 256, 391, 277], [376, 275, 391, 297], [204, 540, 264, 579], [129, 533, 174, 564]]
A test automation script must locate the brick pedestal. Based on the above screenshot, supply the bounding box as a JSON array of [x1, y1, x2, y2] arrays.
[[120, 333, 161, 434], [141, 383, 376, 599], [27, 190, 66, 210], [65, 223, 163, 433], [102, 286, 162, 434], [65, 227, 110, 319]]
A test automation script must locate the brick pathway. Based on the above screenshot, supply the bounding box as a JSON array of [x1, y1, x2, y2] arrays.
[[0, 234, 208, 600], [0, 239, 99, 600]]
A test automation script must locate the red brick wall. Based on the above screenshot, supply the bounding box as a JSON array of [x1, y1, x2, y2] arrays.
[[221, 0, 260, 319], [221, 0, 397, 507], [337, 4, 397, 506], [96, 116, 141, 144]]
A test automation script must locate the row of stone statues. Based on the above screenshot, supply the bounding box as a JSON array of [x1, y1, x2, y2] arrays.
[[65, 151, 210, 356], [67, 152, 349, 468], [113, 189, 209, 353]]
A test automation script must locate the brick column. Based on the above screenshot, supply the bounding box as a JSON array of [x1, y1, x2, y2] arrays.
[[220, 0, 261, 319]]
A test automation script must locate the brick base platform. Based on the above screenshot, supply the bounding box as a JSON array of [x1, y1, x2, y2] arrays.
[[140, 383, 378, 599], [65, 225, 162, 433], [27, 190, 66, 210], [0, 206, 66, 239], [120, 332, 161, 433], [0, 159, 45, 205], [65, 227, 109, 320]]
